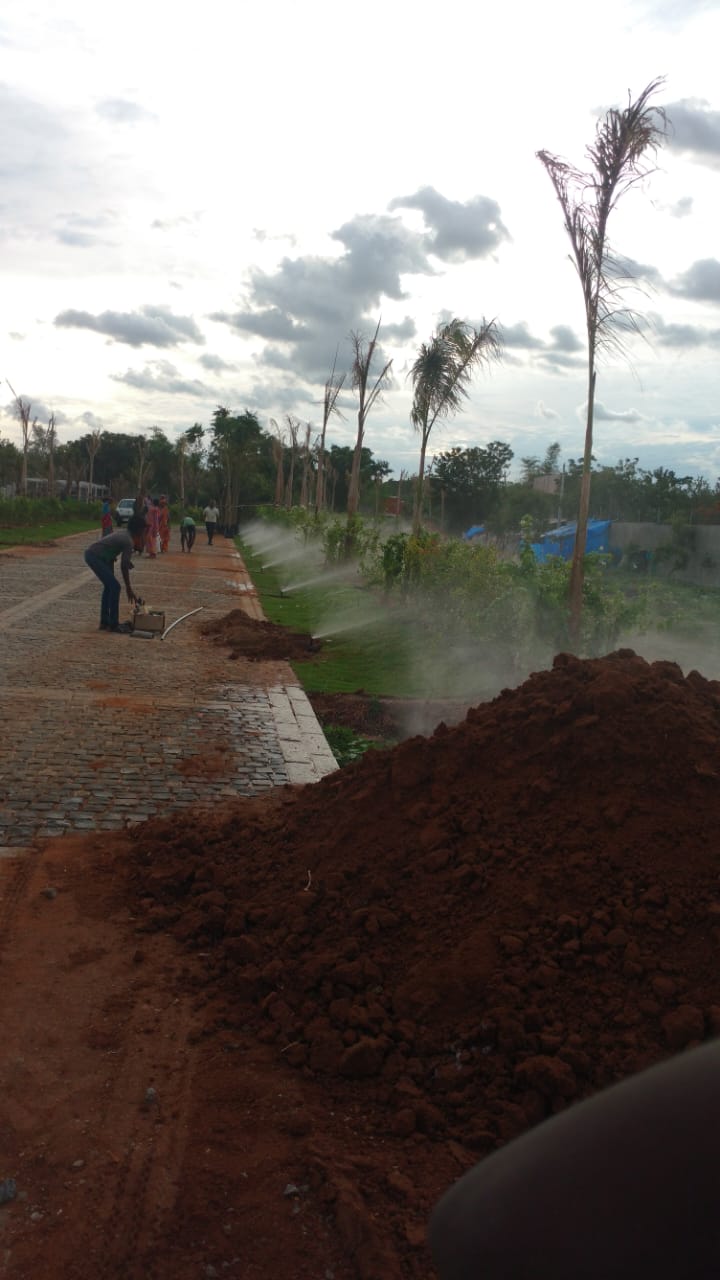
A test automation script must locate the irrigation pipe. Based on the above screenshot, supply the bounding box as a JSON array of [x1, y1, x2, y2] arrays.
[[161, 605, 204, 641]]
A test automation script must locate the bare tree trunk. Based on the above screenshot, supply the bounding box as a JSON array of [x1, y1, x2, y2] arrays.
[[273, 442, 285, 506], [348, 323, 392, 518], [223, 442, 234, 530], [136, 437, 148, 497], [413, 431, 430, 535], [315, 449, 326, 512], [397, 470, 406, 518], [285, 455, 295, 508], [47, 415, 56, 497], [86, 429, 102, 499], [284, 417, 299, 509], [568, 365, 596, 642], [7, 384, 31, 496], [317, 357, 345, 515], [299, 422, 312, 507], [347, 442, 362, 518]]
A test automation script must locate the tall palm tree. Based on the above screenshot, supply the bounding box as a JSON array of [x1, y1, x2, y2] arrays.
[[347, 321, 392, 518], [315, 353, 345, 514], [537, 78, 666, 642], [284, 414, 301, 509], [409, 318, 502, 536]]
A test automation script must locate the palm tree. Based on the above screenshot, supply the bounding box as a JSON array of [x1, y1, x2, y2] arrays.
[[409, 318, 502, 536], [537, 78, 666, 642], [284, 415, 301, 509], [347, 321, 392, 518], [315, 354, 345, 514]]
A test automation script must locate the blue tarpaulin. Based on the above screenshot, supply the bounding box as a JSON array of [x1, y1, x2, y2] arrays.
[[530, 519, 611, 563], [463, 524, 485, 540]]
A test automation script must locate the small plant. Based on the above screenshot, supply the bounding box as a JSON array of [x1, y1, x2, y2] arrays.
[[322, 723, 377, 767]]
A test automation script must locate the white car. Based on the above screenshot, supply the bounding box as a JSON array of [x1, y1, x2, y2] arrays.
[[115, 498, 136, 526]]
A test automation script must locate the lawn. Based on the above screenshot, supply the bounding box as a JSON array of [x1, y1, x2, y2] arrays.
[[239, 540, 428, 696], [0, 519, 99, 546]]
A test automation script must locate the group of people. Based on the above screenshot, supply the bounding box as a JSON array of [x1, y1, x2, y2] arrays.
[[140, 493, 171, 558], [177, 503, 220, 551], [86, 498, 222, 634]]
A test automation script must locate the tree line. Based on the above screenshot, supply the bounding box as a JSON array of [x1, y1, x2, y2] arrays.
[[2, 394, 716, 536], [0, 408, 393, 525]]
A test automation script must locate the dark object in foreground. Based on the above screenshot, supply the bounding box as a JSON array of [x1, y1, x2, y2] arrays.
[[429, 1039, 720, 1279], [0, 1177, 17, 1205]]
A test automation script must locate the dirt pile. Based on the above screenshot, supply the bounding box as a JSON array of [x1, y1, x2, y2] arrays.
[[201, 608, 320, 661], [121, 650, 720, 1272]]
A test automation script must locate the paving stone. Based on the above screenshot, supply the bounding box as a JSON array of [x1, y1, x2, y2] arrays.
[[0, 533, 336, 844]]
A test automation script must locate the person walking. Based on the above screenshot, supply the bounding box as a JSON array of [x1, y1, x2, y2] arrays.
[[101, 499, 113, 538], [203, 501, 220, 545], [84, 515, 144, 632], [180, 514, 196, 553]]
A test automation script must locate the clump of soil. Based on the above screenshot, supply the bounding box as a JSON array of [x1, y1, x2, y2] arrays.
[[121, 649, 720, 1274], [201, 608, 321, 661]]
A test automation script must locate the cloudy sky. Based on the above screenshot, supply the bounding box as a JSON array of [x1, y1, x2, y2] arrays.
[[2, 0, 720, 480]]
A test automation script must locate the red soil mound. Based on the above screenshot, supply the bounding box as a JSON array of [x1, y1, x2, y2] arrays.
[[201, 608, 320, 660], [121, 650, 720, 1274]]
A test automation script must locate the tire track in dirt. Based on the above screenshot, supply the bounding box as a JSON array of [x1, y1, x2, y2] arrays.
[[0, 850, 42, 961], [0, 837, 205, 1280], [90, 995, 202, 1280]]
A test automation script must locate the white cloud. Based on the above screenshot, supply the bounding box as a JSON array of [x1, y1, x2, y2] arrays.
[[54, 306, 205, 348], [2, 0, 720, 480], [536, 401, 560, 420]]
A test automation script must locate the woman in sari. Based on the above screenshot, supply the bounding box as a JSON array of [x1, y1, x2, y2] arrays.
[[159, 495, 171, 553], [145, 498, 160, 558]]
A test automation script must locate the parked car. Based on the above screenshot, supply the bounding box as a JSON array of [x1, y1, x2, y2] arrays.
[[115, 498, 137, 526]]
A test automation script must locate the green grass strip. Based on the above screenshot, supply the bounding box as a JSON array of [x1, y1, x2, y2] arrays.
[[239, 539, 426, 697], [0, 520, 99, 546]]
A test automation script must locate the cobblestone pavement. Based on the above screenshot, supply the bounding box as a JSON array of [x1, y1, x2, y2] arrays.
[[0, 530, 337, 852]]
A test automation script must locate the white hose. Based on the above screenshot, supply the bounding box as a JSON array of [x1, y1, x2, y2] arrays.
[[160, 605, 204, 640]]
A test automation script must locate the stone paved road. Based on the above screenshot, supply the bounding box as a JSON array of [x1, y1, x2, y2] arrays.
[[0, 530, 337, 851]]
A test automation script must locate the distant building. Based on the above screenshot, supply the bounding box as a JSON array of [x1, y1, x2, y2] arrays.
[[532, 472, 562, 495], [384, 497, 405, 516], [9, 478, 109, 500]]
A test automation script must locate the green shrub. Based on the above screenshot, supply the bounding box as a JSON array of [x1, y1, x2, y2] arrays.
[[322, 724, 379, 766], [0, 496, 100, 527]]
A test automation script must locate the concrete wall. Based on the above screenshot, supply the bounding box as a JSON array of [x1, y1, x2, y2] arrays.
[[610, 523, 720, 589]]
